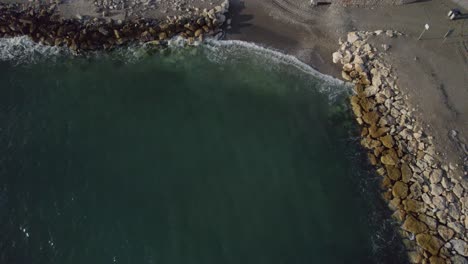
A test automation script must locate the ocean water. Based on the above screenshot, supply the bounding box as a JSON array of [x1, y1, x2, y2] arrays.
[[0, 37, 408, 264]]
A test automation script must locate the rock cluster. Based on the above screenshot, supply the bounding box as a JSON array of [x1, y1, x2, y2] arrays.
[[0, 0, 229, 52], [333, 31, 468, 263]]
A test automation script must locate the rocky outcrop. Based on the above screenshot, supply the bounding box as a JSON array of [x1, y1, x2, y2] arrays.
[[0, 0, 230, 53], [333, 30, 468, 263]]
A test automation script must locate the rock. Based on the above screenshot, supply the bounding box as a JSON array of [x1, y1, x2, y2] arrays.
[[386, 165, 401, 181], [429, 256, 445, 264], [342, 71, 352, 81], [448, 203, 461, 220], [375, 30, 384, 35], [380, 134, 394, 148], [447, 222, 465, 235], [419, 215, 438, 230], [416, 233, 443, 255], [451, 255, 468, 264], [431, 184, 444, 196], [402, 215, 428, 234], [409, 182, 422, 198], [432, 195, 446, 210], [343, 63, 354, 72], [453, 184, 464, 198], [369, 125, 388, 138], [194, 29, 203, 38], [362, 110, 380, 125], [404, 199, 425, 213], [438, 225, 455, 241], [393, 181, 408, 199], [332, 51, 343, 64], [430, 169, 443, 184], [450, 239, 468, 257], [350, 96, 362, 117], [382, 44, 390, 51], [364, 85, 379, 97], [158, 32, 167, 40], [401, 163, 412, 183], [347, 32, 360, 44], [381, 149, 399, 166], [408, 251, 423, 263]]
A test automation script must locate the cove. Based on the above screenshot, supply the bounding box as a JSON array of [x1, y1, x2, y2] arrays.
[[0, 40, 408, 264]]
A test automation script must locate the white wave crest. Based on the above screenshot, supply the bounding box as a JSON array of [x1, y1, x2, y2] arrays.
[[205, 39, 348, 85], [0, 36, 68, 65]]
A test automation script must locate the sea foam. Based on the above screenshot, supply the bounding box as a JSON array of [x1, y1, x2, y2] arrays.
[[0, 36, 68, 65]]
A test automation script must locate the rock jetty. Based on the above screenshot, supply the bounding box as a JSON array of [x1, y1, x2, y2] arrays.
[[0, 0, 229, 53], [333, 31, 468, 263]]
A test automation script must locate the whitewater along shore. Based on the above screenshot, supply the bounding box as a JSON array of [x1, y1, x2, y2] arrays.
[[0, 0, 230, 52], [226, 0, 468, 263], [1, 0, 467, 263]]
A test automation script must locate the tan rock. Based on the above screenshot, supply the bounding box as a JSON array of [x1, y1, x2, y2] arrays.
[[381, 176, 393, 189], [402, 215, 428, 234], [380, 134, 394, 148], [369, 125, 388, 138], [362, 110, 380, 125], [368, 153, 377, 166], [386, 165, 401, 181], [342, 71, 352, 81], [401, 163, 413, 182], [381, 149, 399, 166], [361, 137, 382, 150], [408, 251, 423, 263], [393, 181, 408, 199], [419, 215, 438, 230], [350, 96, 362, 117], [392, 209, 406, 222], [437, 225, 455, 241], [359, 97, 376, 113], [416, 233, 443, 255], [429, 256, 446, 264], [404, 199, 425, 213]]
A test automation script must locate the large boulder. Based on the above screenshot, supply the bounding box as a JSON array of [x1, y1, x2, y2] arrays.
[[381, 149, 399, 166], [386, 165, 401, 181], [416, 233, 443, 255], [392, 181, 408, 199], [450, 239, 468, 257], [402, 215, 428, 234]]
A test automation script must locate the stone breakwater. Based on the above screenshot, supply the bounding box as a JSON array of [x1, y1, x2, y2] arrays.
[[0, 0, 229, 53], [333, 31, 468, 264]]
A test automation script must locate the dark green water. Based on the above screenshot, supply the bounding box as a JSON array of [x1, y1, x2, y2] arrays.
[[0, 39, 407, 264]]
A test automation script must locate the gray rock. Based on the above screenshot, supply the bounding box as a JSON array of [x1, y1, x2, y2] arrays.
[[431, 184, 444, 196], [448, 203, 461, 220], [347, 32, 360, 44], [432, 195, 446, 210], [450, 239, 468, 257], [448, 221, 466, 235], [453, 184, 464, 198], [451, 255, 468, 264], [429, 169, 444, 183]]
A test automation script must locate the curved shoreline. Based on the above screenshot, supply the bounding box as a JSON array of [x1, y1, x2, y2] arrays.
[[1, 0, 467, 262]]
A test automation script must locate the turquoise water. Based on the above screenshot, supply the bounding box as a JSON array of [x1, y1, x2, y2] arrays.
[[0, 38, 407, 264]]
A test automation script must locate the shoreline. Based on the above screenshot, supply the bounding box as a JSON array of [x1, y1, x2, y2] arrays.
[[0, 1, 229, 53], [224, 0, 467, 262], [0, 0, 467, 262]]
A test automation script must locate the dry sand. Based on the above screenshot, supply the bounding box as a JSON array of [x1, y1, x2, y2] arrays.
[[226, 0, 468, 177]]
